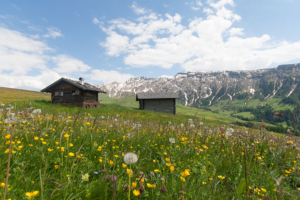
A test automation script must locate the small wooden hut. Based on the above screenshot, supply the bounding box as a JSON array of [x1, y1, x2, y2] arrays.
[[41, 77, 106, 108], [136, 93, 179, 115]]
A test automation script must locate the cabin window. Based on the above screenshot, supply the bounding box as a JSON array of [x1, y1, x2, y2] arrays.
[[54, 91, 59, 96], [72, 90, 80, 95], [61, 91, 64, 96]]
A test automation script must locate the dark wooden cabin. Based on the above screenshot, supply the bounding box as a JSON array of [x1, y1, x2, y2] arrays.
[[41, 77, 106, 108], [136, 93, 179, 115]]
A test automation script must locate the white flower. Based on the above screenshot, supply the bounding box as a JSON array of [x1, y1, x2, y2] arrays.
[[116, 114, 120, 117], [168, 122, 172, 125], [32, 109, 41, 114], [124, 152, 138, 164], [82, 173, 89, 181], [0, 104, 5, 106], [187, 119, 193, 123], [114, 119, 117, 122], [169, 138, 175, 143], [190, 124, 195, 128], [20, 119, 27, 124], [200, 122, 203, 126], [180, 123, 184, 128]]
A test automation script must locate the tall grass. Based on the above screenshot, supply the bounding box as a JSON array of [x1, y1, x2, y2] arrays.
[[0, 101, 300, 199]]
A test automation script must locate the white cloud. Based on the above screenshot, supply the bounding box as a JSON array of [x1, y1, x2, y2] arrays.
[[131, 2, 147, 15], [99, 0, 300, 72], [88, 69, 134, 83], [0, 27, 51, 75], [0, 27, 99, 90], [93, 17, 100, 24], [43, 27, 63, 38], [0, 70, 62, 91], [228, 27, 244, 36], [186, 1, 203, 10], [52, 54, 91, 73]]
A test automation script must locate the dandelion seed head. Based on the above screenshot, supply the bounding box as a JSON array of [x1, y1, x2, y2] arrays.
[[124, 152, 138, 164], [169, 138, 175, 143]]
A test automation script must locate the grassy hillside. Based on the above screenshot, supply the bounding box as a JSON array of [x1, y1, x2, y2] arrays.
[[0, 88, 299, 199], [0, 87, 50, 103]]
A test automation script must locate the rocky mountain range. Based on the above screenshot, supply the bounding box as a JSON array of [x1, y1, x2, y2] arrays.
[[97, 63, 300, 108]]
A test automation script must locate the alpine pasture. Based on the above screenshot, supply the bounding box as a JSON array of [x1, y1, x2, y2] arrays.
[[0, 87, 300, 200]]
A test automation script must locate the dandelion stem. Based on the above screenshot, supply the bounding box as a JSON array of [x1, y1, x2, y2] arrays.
[[3, 126, 13, 200]]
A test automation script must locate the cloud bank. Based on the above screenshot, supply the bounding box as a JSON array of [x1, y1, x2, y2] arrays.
[[99, 0, 300, 72]]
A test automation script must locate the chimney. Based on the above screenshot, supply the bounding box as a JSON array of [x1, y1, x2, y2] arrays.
[[79, 77, 84, 85]]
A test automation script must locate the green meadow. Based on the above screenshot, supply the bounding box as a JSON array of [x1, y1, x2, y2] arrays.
[[0, 87, 300, 199]]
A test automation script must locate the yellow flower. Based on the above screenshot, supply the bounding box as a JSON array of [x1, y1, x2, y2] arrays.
[[69, 143, 73, 147], [170, 166, 175, 172], [122, 163, 127, 168], [48, 148, 54, 152], [209, 178, 213, 181], [127, 169, 133, 177], [154, 169, 160, 173], [99, 159, 103, 163], [66, 174, 70, 177], [218, 175, 225, 179], [132, 182, 137, 188], [180, 169, 191, 177], [5, 134, 11, 139], [202, 182, 207, 185], [133, 189, 140, 196], [166, 163, 172, 167], [55, 165, 59, 169], [64, 133, 70, 138], [25, 191, 39, 199], [164, 152, 167, 155], [34, 137, 39, 140], [261, 188, 267, 192], [5, 149, 9, 153], [61, 147, 65, 152], [0, 182, 5, 187], [165, 158, 170, 162], [180, 177, 186, 182], [109, 160, 114, 165], [114, 155, 119, 158], [147, 183, 156, 188], [69, 152, 75, 157]]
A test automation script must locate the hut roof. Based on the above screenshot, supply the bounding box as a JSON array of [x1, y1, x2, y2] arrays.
[[41, 78, 106, 93], [136, 93, 179, 101]]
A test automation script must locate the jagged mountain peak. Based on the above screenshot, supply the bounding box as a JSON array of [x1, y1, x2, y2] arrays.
[[97, 63, 300, 107]]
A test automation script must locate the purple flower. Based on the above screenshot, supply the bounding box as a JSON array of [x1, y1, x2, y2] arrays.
[[123, 184, 128, 191], [150, 171, 155, 176], [101, 169, 106, 173], [105, 175, 117, 182], [139, 186, 144, 195], [161, 185, 166, 193]]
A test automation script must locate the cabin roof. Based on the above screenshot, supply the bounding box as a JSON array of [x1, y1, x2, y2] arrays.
[[136, 93, 179, 101], [41, 78, 106, 93]]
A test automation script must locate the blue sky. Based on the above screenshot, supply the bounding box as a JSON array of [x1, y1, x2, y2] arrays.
[[0, 0, 300, 91]]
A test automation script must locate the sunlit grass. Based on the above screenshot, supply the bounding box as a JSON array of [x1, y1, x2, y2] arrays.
[[0, 101, 300, 199]]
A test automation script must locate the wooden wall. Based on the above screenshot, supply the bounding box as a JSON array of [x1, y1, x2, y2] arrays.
[[51, 82, 98, 103], [140, 99, 176, 114]]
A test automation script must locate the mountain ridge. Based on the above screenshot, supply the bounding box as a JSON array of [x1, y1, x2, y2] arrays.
[[97, 63, 300, 108]]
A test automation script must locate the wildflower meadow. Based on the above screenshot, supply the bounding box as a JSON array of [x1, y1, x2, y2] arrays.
[[1, 100, 300, 199]]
